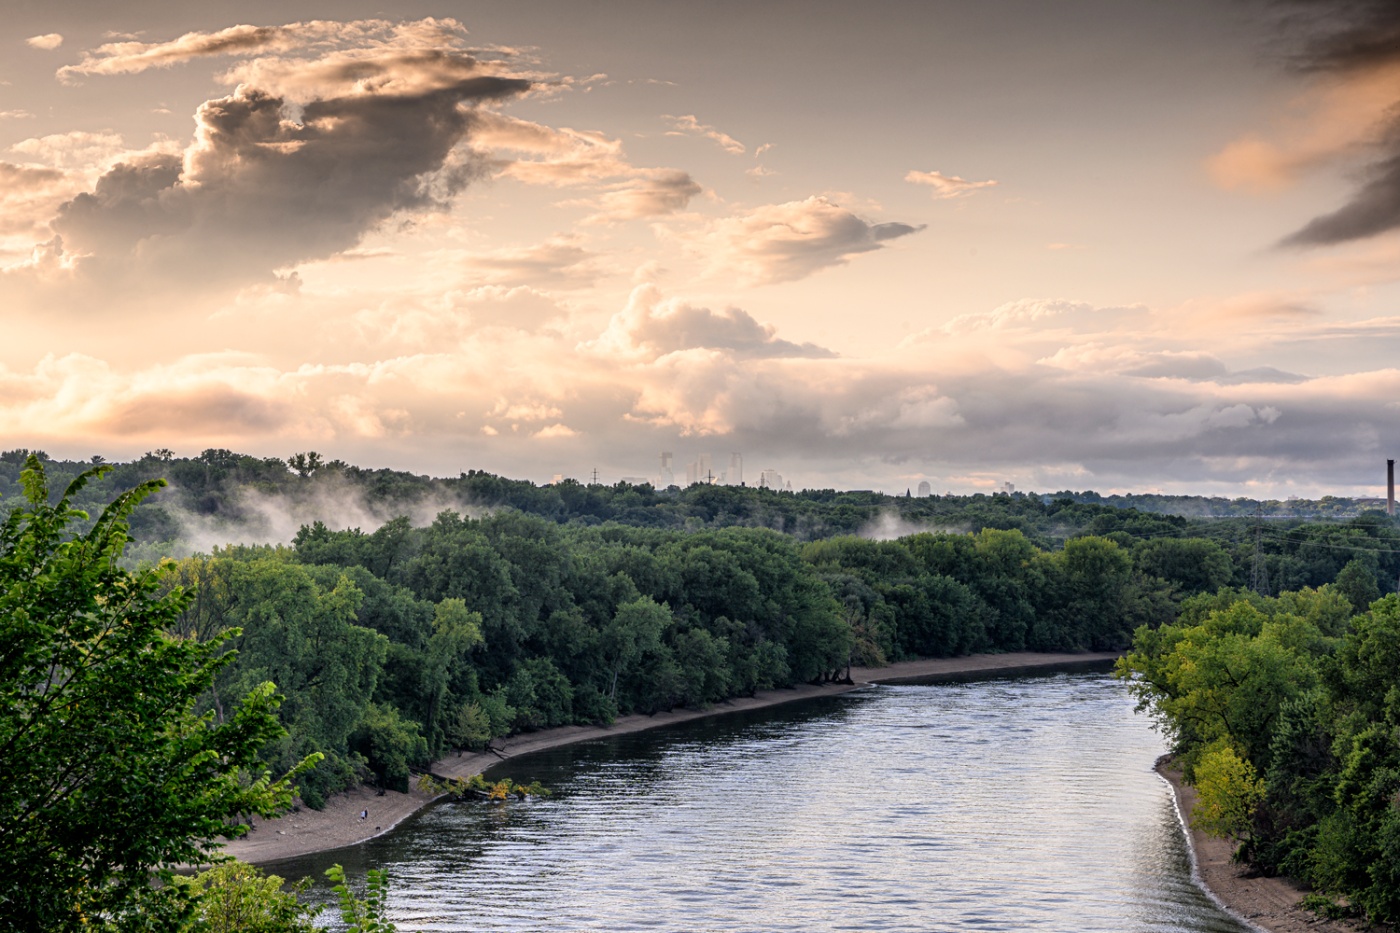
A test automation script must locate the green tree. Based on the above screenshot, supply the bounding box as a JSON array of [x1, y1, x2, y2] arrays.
[[1192, 740, 1266, 841], [1134, 537, 1234, 596], [1333, 556, 1381, 614], [215, 556, 386, 808], [177, 862, 319, 933], [0, 458, 308, 931]]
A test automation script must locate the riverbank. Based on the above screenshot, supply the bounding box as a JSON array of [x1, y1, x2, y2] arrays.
[[1157, 758, 1378, 933], [224, 650, 1116, 864]]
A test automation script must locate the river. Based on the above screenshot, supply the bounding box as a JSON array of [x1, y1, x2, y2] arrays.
[[271, 671, 1254, 932]]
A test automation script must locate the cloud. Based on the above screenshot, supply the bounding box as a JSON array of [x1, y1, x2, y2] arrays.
[[1205, 60, 1400, 193], [26, 34, 63, 51], [905, 169, 998, 199], [57, 19, 492, 86], [1280, 151, 1400, 245], [10, 131, 136, 173], [477, 112, 701, 221], [578, 169, 702, 223], [533, 423, 579, 438], [33, 61, 528, 293], [464, 235, 607, 289], [9, 287, 1400, 495], [477, 113, 629, 183], [936, 297, 1147, 336], [0, 162, 76, 240], [1233, 3, 1400, 245], [0, 110, 35, 120], [676, 196, 925, 285], [834, 385, 965, 436], [664, 114, 745, 154], [591, 284, 836, 360], [61, 24, 310, 78]]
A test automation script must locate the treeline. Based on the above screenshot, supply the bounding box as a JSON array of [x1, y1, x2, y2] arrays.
[[1120, 587, 1400, 923], [4, 448, 1400, 581], [1056, 489, 1383, 520]]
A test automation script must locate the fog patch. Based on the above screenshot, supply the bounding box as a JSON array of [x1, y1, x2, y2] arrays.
[[146, 473, 486, 557], [858, 510, 967, 542]]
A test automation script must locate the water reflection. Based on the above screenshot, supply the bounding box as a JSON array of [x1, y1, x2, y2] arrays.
[[271, 674, 1253, 932]]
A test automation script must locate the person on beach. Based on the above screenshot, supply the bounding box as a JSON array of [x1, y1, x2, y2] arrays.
[[360, 810, 368, 821]]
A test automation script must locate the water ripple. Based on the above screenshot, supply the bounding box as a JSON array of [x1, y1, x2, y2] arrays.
[[275, 673, 1252, 933]]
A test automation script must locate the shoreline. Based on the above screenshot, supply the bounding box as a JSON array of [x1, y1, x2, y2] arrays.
[[224, 650, 1115, 865], [1155, 758, 1376, 933]]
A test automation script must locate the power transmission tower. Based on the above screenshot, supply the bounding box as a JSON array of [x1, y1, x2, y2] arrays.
[[1250, 503, 1271, 596], [591, 467, 599, 485]]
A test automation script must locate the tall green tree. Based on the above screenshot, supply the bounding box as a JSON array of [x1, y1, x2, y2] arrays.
[[0, 458, 307, 932]]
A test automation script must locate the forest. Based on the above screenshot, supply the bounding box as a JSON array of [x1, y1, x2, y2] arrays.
[[5, 449, 1400, 927]]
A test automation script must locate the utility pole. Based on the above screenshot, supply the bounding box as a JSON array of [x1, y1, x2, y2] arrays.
[[591, 467, 599, 485]]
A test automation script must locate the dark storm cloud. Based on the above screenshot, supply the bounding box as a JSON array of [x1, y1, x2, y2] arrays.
[[1273, 0, 1400, 73], [49, 73, 529, 290], [1280, 151, 1400, 245], [1273, 1, 1400, 246]]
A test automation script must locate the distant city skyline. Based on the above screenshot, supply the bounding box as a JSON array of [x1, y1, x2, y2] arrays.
[[5, 2, 1400, 498]]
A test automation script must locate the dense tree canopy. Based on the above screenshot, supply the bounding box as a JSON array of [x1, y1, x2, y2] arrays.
[[1120, 587, 1400, 923]]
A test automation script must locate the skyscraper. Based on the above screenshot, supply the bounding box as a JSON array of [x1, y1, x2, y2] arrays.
[[917, 480, 931, 497], [659, 451, 674, 488], [687, 453, 713, 486], [728, 452, 743, 486]]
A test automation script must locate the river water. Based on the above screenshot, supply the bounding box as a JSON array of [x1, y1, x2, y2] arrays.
[[272, 672, 1254, 932]]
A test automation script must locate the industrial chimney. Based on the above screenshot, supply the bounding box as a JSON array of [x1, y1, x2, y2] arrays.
[[1389, 459, 1395, 517]]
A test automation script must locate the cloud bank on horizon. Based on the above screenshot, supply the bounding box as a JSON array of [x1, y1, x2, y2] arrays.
[[4, 2, 1400, 498]]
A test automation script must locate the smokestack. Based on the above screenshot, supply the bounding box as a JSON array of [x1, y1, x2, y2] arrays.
[[1389, 459, 1395, 516]]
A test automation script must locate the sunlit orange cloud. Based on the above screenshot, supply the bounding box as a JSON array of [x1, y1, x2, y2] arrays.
[[665, 196, 924, 286], [1207, 60, 1400, 193]]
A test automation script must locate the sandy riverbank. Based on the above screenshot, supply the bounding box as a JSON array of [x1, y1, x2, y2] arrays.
[[1156, 758, 1379, 933], [224, 650, 1115, 865]]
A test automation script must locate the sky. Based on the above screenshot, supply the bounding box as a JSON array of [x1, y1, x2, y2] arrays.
[[4, 0, 1400, 497]]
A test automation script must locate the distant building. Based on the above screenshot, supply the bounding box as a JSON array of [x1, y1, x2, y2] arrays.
[[550, 473, 565, 484], [759, 468, 783, 490], [1002, 481, 1016, 495], [917, 480, 931, 497], [728, 452, 743, 486], [659, 451, 674, 488], [687, 453, 714, 486]]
